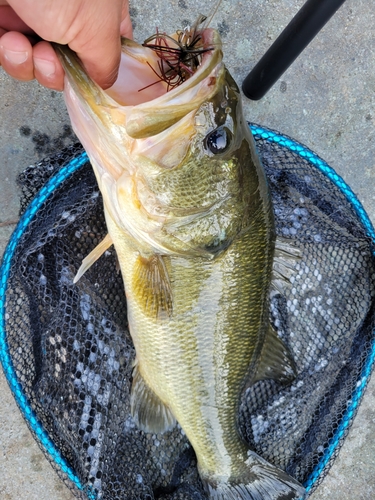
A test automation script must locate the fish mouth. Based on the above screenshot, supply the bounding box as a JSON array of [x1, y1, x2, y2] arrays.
[[56, 28, 224, 138], [114, 28, 224, 138], [106, 28, 223, 107]]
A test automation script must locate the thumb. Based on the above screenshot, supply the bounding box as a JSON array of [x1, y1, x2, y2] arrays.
[[71, 0, 130, 89], [77, 36, 122, 89]]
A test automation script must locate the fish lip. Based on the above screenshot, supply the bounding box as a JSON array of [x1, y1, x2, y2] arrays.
[[199, 28, 221, 56]]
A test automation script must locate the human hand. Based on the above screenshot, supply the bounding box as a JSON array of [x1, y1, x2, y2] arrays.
[[0, 0, 132, 90]]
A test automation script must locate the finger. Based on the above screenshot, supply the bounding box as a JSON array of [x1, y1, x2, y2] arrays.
[[33, 41, 64, 91], [0, 30, 34, 80], [75, 32, 122, 90], [120, 0, 132, 39], [120, 13, 133, 39], [77, 43, 121, 90], [0, 6, 34, 34], [69, 0, 126, 89]]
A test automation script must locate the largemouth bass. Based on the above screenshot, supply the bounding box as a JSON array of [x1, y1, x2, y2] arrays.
[[56, 23, 305, 500]]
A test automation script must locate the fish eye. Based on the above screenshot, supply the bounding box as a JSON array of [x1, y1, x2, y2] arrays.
[[204, 126, 232, 154]]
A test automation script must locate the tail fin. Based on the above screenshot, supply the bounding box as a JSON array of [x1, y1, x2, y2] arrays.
[[202, 452, 306, 500]]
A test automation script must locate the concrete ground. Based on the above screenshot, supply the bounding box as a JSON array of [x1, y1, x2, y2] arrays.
[[0, 0, 374, 498]]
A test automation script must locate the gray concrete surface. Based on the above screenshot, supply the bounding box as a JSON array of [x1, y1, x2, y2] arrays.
[[1, 0, 374, 498]]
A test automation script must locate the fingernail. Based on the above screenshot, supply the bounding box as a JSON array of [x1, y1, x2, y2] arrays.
[[2, 48, 28, 65], [34, 58, 56, 77]]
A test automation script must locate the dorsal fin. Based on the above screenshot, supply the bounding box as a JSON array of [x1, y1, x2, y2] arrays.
[[248, 323, 297, 387], [271, 236, 302, 294]]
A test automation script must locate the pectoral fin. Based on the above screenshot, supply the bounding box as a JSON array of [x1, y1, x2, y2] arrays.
[[249, 324, 297, 386], [133, 254, 173, 319], [73, 233, 113, 283], [130, 364, 176, 433]]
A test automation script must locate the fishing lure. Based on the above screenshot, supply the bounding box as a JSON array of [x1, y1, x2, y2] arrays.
[[141, 14, 216, 91]]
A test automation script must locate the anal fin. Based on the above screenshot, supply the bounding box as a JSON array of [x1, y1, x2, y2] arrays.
[[133, 254, 173, 319], [73, 233, 113, 283], [250, 323, 297, 386], [130, 364, 176, 434]]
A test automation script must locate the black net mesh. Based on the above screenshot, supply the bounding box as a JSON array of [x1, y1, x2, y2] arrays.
[[1, 125, 375, 499]]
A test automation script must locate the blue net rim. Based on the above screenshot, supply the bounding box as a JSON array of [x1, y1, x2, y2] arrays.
[[0, 123, 374, 497]]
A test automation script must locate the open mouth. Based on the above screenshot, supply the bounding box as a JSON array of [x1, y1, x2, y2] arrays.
[[56, 27, 222, 141], [106, 28, 218, 107]]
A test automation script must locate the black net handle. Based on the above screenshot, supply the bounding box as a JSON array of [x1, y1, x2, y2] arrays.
[[242, 0, 347, 100]]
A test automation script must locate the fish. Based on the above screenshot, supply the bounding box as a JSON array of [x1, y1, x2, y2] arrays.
[[55, 20, 306, 500]]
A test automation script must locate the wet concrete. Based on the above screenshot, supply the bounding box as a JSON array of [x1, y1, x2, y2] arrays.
[[0, 0, 374, 498]]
